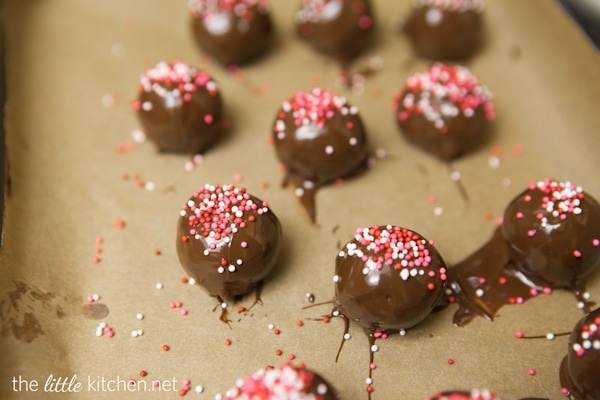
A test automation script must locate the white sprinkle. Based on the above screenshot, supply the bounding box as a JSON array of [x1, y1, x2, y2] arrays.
[[325, 145, 334, 154], [433, 206, 444, 216], [488, 155, 500, 169], [295, 187, 305, 197], [137, 330, 144, 336], [449, 170, 461, 181], [188, 278, 196, 285], [96, 330, 103, 337], [578, 302, 585, 309], [111, 42, 126, 58], [332, 310, 340, 317], [475, 288, 484, 297], [366, 378, 373, 385], [195, 385, 204, 394], [131, 330, 138, 338], [131, 128, 147, 143], [501, 177, 512, 187], [344, 333, 351, 340], [136, 313, 144, 320], [400, 329, 407, 336], [99, 322, 107, 328], [349, 137, 358, 146], [228, 265, 236, 272], [546, 333, 555, 340], [155, 283, 163, 290], [142, 101, 153, 111], [145, 181, 156, 191], [370, 345, 378, 352], [333, 275, 341, 283], [221, 302, 228, 309], [268, 324, 274, 330], [317, 383, 328, 395], [92, 294, 100, 301], [583, 292, 591, 300], [101, 94, 116, 107]]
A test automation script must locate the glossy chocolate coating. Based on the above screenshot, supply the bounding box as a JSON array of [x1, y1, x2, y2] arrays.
[[334, 225, 447, 331], [394, 63, 494, 161], [448, 179, 600, 326], [272, 88, 368, 223], [296, 0, 374, 65], [135, 61, 223, 154], [219, 364, 338, 400], [189, 0, 273, 66], [560, 308, 600, 400], [176, 184, 282, 299], [404, 1, 483, 60], [502, 179, 600, 288]]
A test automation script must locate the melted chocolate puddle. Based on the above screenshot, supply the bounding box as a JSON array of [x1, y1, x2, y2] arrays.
[[214, 281, 264, 327], [447, 228, 594, 326], [0, 281, 66, 343], [82, 303, 109, 320]]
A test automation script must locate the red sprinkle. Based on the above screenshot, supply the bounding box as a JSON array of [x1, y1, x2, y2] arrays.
[[139, 370, 147, 377], [162, 344, 170, 351], [225, 339, 232, 346]]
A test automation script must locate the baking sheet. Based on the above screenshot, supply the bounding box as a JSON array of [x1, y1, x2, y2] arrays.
[[1, 0, 600, 398]]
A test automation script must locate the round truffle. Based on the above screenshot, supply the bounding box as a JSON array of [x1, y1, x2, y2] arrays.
[[429, 390, 499, 400], [133, 60, 223, 154], [272, 87, 369, 223], [393, 63, 495, 161], [176, 184, 282, 299], [404, 0, 484, 60], [218, 363, 338, 400], [334, 225, 447, 332], [501, 178, 600, 288], [189, 0, 273, 66], [560, 308, 600, 400], [296, 0, 374, 65]]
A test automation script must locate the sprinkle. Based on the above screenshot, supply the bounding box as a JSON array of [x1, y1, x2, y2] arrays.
[[114, 219, 126, 230], [139, 370, 147, 377], [155, 283, 163, 290], [447, 358, 454, 365], [162, 344, 170, 351], [225, 339, 232, 346], [136, 313, 144, 320], [515, 330, 524, 339], [195, 385, 204, 394], [528, 368, 536, 376], [297, 320, 304, 327], [370, 345, 378, 352], [275, 349, 283, 356]]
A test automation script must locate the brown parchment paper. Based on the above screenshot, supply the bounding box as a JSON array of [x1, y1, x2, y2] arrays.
[[1, 0, 600, 399]]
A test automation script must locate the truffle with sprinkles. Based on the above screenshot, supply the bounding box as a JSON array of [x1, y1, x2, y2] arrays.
[[404, 0, 485, 60], [132, 60, 223, 154], [392, 63, 495, 161], [176, 184, 282, 303], [560, 307, 600, 399], [189, 0, 273, 66], [334, 225, 448, 332], [216, 363, 338, 399], [296, 0, 375, 66], [447, 178, 600, 326], [272, 87, 369, 223], [428, 389, 500, 400]]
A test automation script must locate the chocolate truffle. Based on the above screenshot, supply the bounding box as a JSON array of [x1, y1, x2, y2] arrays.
[[448, 178, 600, 326], [189, 0, 273, 66], [334, 225, 448, 332], [176, 184, 282, 300], [296, 0, 374, 65], [133, 60, 223, 154], [393, 63, 495, 161], [560, 308, 600, 400], [272, 87, 368, 223], [218, 363, 338, 400], [404, 0, 484, 60], [429, 390, 499, 400]]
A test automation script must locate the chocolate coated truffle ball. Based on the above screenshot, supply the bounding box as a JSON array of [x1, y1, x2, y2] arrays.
[[189, 0, 273, 66], [296, 0, 374, 65], [176, 184, 282, 299], [447, 178, 600, 326], [219, 363, 338, 400], [334, 225, 447, 332], [133, 60, 223, 154], [429, 389, 499, 400], [502, 178, 600, 288], [560, 308, 600, 400], [272, 87, 368, 223], [393, 63, 495, 161], [404, 0, 484, 60]]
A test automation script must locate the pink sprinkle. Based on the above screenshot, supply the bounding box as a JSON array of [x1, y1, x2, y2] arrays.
[[530, 288, 538, 296], [515, 330, 524, 339], [358, 15, 372, 30], [180, 309, 188, 316], [516, 297, 524, 304], [527, 229, 536, 237], [204, 114, 214, 124], [593, 239, 600, 247], [543, 287, 553, 295], [369, 363, 377, 370], [114, 219, 126, 230], [573, 249, 582, 258], [241, 241, 248, 248], [92, 256, 101, 264], [528, 368, 536, 376], [106, 330, 114, 338]]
